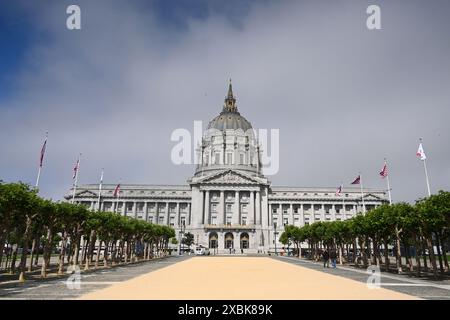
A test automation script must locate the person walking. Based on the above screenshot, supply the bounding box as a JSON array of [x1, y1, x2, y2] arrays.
[[330, 249, 337, 268], [322, 249, 330, 268]]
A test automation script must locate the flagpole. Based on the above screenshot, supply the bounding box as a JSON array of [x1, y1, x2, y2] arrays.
[[384, 158, 392, 205], [360, 173, 365, 213], [97, 168, 104, 211], [35, 167, 42, 188], [35, 132, 48, 189], [423, 158, 431, 197], [71, 153, 81, 204], [418, 138, 431, 197], [341, 183, 345, 217]]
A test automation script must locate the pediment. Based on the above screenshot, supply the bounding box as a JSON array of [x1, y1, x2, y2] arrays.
[[76, 190, 97, 197], [199, 170, 262, 185], [363, 193, 385, 201]]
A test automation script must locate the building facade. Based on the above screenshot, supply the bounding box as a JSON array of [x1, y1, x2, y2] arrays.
[[66, 83, 387, 253]]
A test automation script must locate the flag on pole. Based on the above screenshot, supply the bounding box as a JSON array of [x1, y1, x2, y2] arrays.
[[379, 161, 388, 178], [416, 142, 427, 160], [39, 138, 47, 168], [72, 158, 80, 179], [350, 175, 361, 185], [335, 185, 342, 196], [113, 183, 121, 197]]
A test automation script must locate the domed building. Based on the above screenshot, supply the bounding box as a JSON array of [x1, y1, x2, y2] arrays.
[[67, 82, 388, 254]]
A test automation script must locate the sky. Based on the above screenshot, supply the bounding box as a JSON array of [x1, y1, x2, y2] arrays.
[[0, 0, 449, 202]]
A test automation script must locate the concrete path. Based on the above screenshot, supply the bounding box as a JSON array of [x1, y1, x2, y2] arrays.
[[80, 256, 417, 300]]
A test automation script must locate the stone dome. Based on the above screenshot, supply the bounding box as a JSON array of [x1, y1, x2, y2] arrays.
[[206, 80, 252, 132], [207, 111, 252, 131]]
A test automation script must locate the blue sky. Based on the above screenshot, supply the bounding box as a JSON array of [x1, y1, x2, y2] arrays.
[[1, 0, 449, 202]]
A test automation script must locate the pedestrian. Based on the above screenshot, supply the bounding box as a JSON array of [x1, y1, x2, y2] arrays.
[[322, 249, 329, 268], [241, 248, 244, 254], [229, 247, 232, 254], [330, 249, 337, 268]]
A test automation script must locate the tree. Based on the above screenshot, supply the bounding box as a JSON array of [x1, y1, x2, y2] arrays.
[[182, 232, 195, 248]]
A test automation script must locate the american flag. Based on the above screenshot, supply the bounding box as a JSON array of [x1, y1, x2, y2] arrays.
[[113, 183, 121, 197], [72, 158, 79, 179], [350, 175, 361, 185], [39, 138, 47, 168], [335, 185, 342, 196], [379, 161, 388, 178]]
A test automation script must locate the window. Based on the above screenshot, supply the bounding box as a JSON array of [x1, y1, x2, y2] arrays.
[[227, 153, 233, 164], [272, 208, 277, 214], [180, 217, 186, 226], [283, 218, 289, 226], [149, 217, 153, 223], [241, 217, 247, 225], [158, 216, 164, 224], [215, 153, 220, 164], [294, 207, 298, 214], [211, 216, 217, 225], [169, 216, 175, 226], [226, 204, 232, 212], [241, 204, 247, 212], [226, 216, 232, 225], [239, 153, 244, 164], [211, 203, 217, 212], [283, 209, 288, 214]]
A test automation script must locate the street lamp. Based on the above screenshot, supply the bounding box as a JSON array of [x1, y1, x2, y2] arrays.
[[179, 220, 185, 255], [274, 222, 278, 256]]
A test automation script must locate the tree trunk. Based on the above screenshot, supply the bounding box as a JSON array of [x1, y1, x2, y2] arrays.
[[395, 227, 403, 274], [421, 236, 428, 272], [28, 237, 37, 272], [18, 216, 33, 282], [58, 232, 68, 275], [426, 236, 438, 279], [435, 233, 444, 275], [10, 244, 18, 274], [40, 228, 53, 278], [95, 240, 102, 268], [84, 230, 96, 270], [383, 240, 390, 272]]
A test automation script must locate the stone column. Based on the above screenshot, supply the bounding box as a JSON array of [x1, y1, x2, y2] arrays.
[[300, 204, 305, 226], [121, 201, 126, 216], [144, 202, 148, 221], [233, 191, 240, 225], [176, 202, 180, 227], [289, 203, 294, 225], [132, 201, 137, 219], [249, 191, 255, 225], [219, 190, 225, 224], [204, 191, 210, 225], [278, 203, 283, 227], [165, 202, 169, 225], [321, 203, 325, 221], [187, 203, 191, 225], [255, 191, 261, 225], [331, 204, 336, 221], [310, 204, 315, 223]]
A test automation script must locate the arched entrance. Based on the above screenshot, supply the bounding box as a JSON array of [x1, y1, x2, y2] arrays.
[[240, 232, 249, 249], [209, 232, 218, 249], [224, 232, 234, 249]]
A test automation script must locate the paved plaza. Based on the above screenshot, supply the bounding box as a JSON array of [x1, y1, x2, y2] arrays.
[[1, 255, 449, 300]]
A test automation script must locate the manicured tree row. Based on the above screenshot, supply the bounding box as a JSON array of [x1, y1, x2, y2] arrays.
[[0, 182, 175, 282], [280, 191, 450, 277]]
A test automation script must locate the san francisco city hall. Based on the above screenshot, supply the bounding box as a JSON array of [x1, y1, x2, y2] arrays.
[[66, 83, 387, 253]]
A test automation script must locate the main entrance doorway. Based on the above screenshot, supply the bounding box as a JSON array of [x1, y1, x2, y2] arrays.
[[240, 232, 249, 249], [224, 232, 234, 249], [209, 232, 218, 249]]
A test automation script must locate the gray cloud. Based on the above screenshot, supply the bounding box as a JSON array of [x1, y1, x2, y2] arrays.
[[1, 0, 449, 202]]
